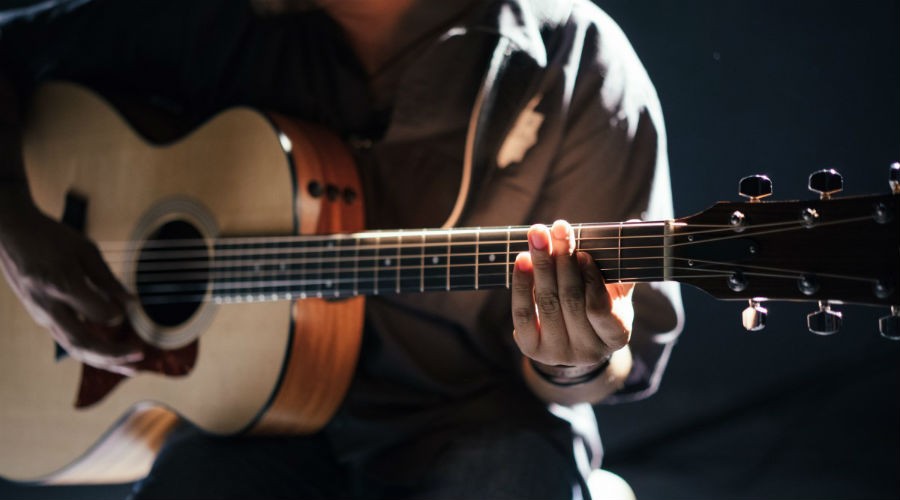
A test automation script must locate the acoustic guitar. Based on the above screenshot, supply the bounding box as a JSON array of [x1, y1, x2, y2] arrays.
[[1, 82, 897, 484]]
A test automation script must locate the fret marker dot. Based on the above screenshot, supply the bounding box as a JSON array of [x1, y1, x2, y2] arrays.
[[489, 254, 496, 262], [279, 263, 287, 271], [384, 258, 392, 266], [325, 280, 333, 288], [432, 256, 439, 264]]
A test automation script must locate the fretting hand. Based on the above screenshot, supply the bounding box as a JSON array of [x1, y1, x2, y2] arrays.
[[511, 220, 634, 378]]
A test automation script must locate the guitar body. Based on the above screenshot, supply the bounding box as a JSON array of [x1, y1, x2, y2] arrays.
[[0, 83, 364, 483], [2, 83, 897, 487]]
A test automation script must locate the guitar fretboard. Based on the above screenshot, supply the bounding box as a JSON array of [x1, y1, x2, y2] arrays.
[[193, 222, 671, 304]]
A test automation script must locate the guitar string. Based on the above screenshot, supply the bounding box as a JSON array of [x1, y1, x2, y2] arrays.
[[93, 221, 737, 251], [130, 254, 876, 291], [95, 226, 662, 252], [96, 216, 851, 265], [129, 245, 661, 274], [133, 259, 869, 295], [94, 217, 811, 258], [132, 254, 672, 284], [132, 256, 875, 298], [97, 232, 668, 260], [102, 216, 867, 280], [132, 267, 795, 305], [123, 219, 880, 299]]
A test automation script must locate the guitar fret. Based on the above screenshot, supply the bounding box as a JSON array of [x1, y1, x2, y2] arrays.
[[395, 231, 402, 295], [419, 233, 425, 293], [445, 234, 451, 291], [617, 222, 623, 283], [478, 230, 509, 289], [424, 232, 449, 292], [448, 231, 477, 291], [475, 228, 480, 291], [399, 231, 421, 293], [353, 236, 360, 296], [375, 235, 399, 295], [505, 226, 511, 289], [357, 235, 377, 296], [336, 237, 355, 297], [619, 223, 667, 281]]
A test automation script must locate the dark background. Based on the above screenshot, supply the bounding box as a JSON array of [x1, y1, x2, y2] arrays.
[[2, 1, 898, 499], [595, 1, 899, 499]]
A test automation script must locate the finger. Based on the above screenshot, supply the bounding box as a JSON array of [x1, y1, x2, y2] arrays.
[[56, 270, 126, 326], [82, 321, 145, 376], [551, 222, 605, 363], [580, 252, 629, 350], [527, 224, 567, 362], [511, 252, 539, 358], [45, 300, 144, 368], [81, 243, 133, 305]]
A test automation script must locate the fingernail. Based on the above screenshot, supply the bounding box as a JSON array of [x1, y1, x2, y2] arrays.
[[551, 220, 570, 239], [514, 252, 532, 272], [529, 227, 548, 250]]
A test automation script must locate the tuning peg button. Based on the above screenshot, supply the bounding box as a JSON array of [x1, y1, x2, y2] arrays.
[[808, 169, 843, 199], [739, 175, 773, 202], [807, 301, 842, 335], [742, 300, 767, 331], [879, 306, 900, 341]]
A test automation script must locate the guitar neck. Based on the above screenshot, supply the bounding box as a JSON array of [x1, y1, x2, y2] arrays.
[[179, 222, 672, 304]]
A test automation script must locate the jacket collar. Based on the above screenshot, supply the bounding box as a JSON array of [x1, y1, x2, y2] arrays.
[[452, 0, 572, 69]]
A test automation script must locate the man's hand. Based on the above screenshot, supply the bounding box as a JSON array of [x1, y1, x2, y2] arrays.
[[511, 220, 634, 403], [0, 192, 143, 376]]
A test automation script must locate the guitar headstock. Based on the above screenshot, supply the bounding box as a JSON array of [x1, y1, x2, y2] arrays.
[[672, 165, 900, 338]]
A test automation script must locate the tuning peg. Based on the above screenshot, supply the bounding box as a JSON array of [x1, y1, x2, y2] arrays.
[[742, 300, 768, 331], [739, 175, 773, 202], [879, 306, 900, 341], [808, 169, 843, 199], [889, 162, 900, 194], [807, 301, 842, 335]]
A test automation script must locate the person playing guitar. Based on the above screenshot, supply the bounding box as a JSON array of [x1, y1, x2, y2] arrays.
[[0, 0, 682, 498]]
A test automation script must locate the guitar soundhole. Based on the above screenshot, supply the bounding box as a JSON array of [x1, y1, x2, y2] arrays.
[[135, 220, 209, 327]]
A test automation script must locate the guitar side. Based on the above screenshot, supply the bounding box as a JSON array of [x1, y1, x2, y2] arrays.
[[0, 83, 363, 483]]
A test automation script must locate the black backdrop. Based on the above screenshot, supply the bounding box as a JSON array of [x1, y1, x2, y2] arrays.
[[1, 1, 898, 499], [594, 1, 899, 499]]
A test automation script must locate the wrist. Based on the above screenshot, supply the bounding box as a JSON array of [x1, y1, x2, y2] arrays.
[[529, 356, 612, 387]]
